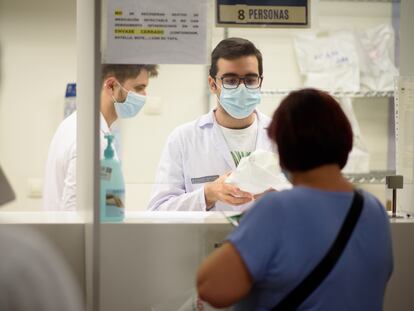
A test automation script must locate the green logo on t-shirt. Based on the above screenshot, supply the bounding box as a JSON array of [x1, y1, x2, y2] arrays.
[[231, 151, 251, 167]]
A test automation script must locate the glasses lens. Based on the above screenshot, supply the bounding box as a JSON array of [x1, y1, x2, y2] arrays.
[[244, 76, 261, 89], [222, 77, 240, 89]]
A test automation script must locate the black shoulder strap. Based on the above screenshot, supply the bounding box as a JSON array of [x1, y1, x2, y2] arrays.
[[272, 190, 364, 311]]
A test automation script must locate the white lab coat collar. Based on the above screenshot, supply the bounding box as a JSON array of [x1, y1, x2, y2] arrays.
[[100, 113, 111, 134]]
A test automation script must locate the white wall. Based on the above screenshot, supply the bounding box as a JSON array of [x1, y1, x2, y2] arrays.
[[0, 0, 395, 211], [0, 0, 76, 211]]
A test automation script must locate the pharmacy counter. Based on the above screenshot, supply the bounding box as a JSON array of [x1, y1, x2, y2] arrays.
[[0, 212, 413, 310], [100, 213, 414, 311]]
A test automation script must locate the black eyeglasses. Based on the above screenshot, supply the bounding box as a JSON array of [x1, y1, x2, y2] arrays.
[[216, 75, 263, 89]]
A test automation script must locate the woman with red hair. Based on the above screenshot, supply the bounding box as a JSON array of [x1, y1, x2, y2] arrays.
[[197, 88, 393, 311]]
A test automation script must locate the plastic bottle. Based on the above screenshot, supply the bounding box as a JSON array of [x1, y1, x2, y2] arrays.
[[100, 134, 125, 222], [64, 83, 76, 118]]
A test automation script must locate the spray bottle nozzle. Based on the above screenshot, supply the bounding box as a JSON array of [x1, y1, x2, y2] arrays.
[[104, 134, 114, 159]]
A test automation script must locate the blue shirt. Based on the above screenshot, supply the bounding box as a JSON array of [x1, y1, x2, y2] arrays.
[[227, 187, 393, 311]]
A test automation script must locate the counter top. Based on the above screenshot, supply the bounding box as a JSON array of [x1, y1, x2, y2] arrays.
[[0, 211, 84, 224], [0, 211, 237, 224], [1, 210, 413, 224], [123, 211, 237, 224]]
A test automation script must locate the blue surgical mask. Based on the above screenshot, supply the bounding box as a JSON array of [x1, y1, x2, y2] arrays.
[[217, 85, 261, 119], [113, 83, 146, 119]]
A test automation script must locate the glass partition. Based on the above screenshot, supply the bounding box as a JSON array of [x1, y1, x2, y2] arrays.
[[1, 0, 412, 310], [0, 0, 78, 216], [0, 0, 398, 217], [99, 0, 399, 217], [98, 1, 402, 310]]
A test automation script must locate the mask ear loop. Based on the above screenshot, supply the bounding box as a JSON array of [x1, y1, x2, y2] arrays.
[[111, 85, 119, 104], [112, 81, 129, 104], [212, 80, 222, 104], [116, 81, 130, 93]]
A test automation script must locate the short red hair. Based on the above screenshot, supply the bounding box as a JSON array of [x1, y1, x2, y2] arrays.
[[267, 88, 353, 172]]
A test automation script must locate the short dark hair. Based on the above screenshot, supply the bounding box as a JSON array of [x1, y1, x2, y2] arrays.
[[102, 64, 158, 84], [267, 88, 353, 172], [209, 37, 263, 78]]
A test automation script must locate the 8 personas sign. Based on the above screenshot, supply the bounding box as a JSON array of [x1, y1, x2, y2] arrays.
[[216, 0, 309, 27]]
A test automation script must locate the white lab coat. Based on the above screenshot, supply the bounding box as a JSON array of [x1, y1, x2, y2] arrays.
[[43, 112, 117, 211], [148, 110, 274, 211]]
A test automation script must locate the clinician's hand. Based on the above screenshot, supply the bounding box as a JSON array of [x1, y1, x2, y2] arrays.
[[253, 188, 277, 201], [204, 173, 253, 210]]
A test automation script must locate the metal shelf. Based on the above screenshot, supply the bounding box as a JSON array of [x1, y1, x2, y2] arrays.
[[261, 90, 394, 98], [344, 170, 396, 184], [320, 0, 399, 3]]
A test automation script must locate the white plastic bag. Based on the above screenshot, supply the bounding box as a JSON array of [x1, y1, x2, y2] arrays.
[[356, 24, 398, 91], [295, 25, 398, 92], [343, 147, 370, 174], [294, 30, 360, 92], [337, 97, 370, 173], [337, 96, 369, 151], [225, 150, 291, 194]]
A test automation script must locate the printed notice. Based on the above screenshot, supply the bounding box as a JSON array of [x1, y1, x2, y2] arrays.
[[104, 0, 208, 64], [216, 0, 309, 27]]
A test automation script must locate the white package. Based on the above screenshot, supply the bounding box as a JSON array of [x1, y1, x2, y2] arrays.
[[294, 30, 360, 92], [338, 96, 369, 151], [356, 24, 398, 91], [294, 25, 398, 93], [225, 150, 292, 195], [337, 97, 370, 173], [343, 147, 370, 174]]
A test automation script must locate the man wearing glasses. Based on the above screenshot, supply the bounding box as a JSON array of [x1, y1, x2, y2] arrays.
[[149, 37, 274, 211]]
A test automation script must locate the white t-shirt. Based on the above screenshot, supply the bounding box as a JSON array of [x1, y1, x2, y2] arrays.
[[218, 116, 258, 167]]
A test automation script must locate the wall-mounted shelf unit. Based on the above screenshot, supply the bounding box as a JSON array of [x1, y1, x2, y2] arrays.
[[261, 90, 394, 98], [320, 0, 399, 3], [345, 170, 396, 184]]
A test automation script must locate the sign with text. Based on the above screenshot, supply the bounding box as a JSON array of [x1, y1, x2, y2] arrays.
[[104, 0, 208, 64], [216, 0, 309, 28]]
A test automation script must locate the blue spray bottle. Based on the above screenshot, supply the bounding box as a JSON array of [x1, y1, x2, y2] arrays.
[[100, 134, 125, 222]]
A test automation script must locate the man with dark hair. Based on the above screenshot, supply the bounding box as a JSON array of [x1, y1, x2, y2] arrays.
[[149, 38, 276, 211], [43, 64, 158, 211]]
